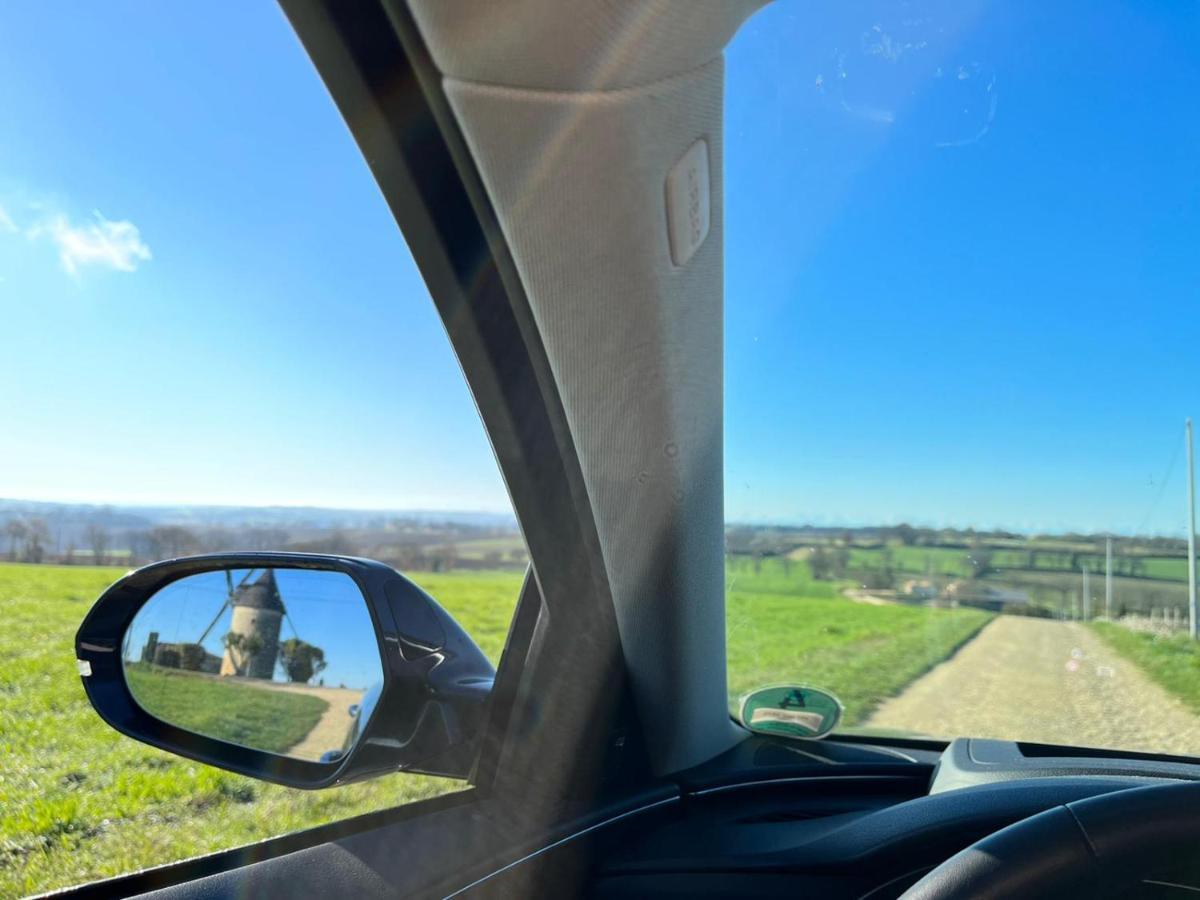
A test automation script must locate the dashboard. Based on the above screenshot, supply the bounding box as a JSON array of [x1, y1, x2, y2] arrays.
[[584, 735, 1200, 899]]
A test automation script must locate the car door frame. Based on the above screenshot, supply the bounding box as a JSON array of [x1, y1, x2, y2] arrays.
[[51, 2, 660, 897]]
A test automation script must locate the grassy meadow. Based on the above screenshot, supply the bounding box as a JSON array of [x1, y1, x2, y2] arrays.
[[1090, 621, 1200, 717], [124, 666, 329, 755], [4, 558, 991, 896], [725, 557, 993, 725], [0, 564, 522, 898]]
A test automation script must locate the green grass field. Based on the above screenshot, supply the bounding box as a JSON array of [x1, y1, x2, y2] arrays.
[[726, 557, 993, 725], [124, 666, 329, 755], [1090, 622, 1200, 717], [5, 558, 989, 896], [0, 563, 523, 898]]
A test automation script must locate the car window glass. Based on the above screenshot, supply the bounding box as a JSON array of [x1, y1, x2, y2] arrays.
[[0, 3, 526, 895], [725, 1, 1200, 757]]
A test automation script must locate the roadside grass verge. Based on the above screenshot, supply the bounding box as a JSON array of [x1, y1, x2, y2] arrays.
[[726, 558, 993, 725], [1090, 621, 1200, 716], [124, 666, 328, 755]]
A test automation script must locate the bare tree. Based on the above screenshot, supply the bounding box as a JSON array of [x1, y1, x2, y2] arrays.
[[431, 544, 459, 573], [85, 522, 111, 566], [808, 546, 834, 580], [23, 518, 50, 563], [242, 527, 290, 551], [4, 519, 27, 561], [146, 526, 200, 560]]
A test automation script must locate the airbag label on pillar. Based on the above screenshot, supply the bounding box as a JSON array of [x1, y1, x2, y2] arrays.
[[665, 138, 710, 268]]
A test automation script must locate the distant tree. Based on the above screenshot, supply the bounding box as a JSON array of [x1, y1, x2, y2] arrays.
[[278, 638, 327, 684], [808, 546, 833, 580], [5, 519, 27, 561], [966, 546, 993, 579], [85, 522, 110, 566], [201, 527, 234, 553], [179, 643, 209, 671], [23, 518, 49, 563], [302, 530, 351, 555], [127, 529, 153, 563], [147, 526, 200, 560], [878, 546, 897, 587], [154, 646, 181, 669], [832, 546, 851, 579], [222, 631, 264, 675], [243, 527, 291, 551], [444, 543, 460, 572], [893, 523, 918, 546]]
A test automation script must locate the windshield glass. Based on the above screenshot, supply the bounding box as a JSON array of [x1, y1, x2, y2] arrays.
[[724, 1, 1200, 755]]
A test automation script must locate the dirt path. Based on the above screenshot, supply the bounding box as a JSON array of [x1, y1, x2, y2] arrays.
[[866, 616, 1200, 755], [259, 683, 363, 761], [843, 588, 897, 606]]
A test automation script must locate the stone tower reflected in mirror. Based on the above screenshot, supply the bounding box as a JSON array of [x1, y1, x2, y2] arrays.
[[220, 569, 284, 679]]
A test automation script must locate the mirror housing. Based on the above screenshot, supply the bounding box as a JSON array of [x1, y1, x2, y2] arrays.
[[76, 553, 495, 788], [739, 685, 843, 741]]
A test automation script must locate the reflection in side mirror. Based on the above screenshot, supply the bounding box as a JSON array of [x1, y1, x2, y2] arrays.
[[76, 553, 497, 788], [122, 567, 383, 763], [739, 685, 843, 740]]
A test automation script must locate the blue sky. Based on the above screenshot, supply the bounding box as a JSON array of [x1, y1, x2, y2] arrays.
[[1, 1, 1198, 536], [125, 568, 381, 691]]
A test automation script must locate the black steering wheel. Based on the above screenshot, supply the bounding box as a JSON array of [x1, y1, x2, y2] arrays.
[[901, 780, 1200, 899]]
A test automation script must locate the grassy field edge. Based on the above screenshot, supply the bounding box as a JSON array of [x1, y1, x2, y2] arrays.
[[1089, 621, 1200, 718]]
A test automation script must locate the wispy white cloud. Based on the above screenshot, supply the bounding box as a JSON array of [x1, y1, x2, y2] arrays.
[[0, 204, 16, 234], [28, 212, 151, 276]]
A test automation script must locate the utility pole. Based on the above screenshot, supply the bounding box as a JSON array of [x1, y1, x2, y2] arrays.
[[1082, 563, 1091, 621], [1105, 536, 1113, 619], [1189, 419, 1198, 639]]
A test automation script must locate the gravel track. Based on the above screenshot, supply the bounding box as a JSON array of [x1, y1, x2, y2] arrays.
[[865, 616, 1200, 755]]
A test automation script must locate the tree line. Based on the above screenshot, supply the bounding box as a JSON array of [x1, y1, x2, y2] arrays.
[[2, 515, 505, 573]]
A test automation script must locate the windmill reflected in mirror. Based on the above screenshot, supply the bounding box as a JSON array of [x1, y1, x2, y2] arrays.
[[121, 567, 384, 763]]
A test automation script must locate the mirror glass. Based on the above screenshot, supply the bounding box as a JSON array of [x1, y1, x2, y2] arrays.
[[740, 685, 843, 740], [121, 567, 384, 763]]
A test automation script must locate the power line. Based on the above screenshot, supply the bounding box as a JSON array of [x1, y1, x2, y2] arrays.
[[1133, 430, 1184, 537]]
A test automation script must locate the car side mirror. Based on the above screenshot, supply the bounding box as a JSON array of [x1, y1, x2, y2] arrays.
[[739, 685, 843, 740], [75, 553, 495, 788]]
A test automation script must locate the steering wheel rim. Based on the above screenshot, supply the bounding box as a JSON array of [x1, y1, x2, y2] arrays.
[[900, 780, 1200, 899]]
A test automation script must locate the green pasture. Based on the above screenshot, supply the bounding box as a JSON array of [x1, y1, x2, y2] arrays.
[[124, 666, 328, 755], [0, 563, 521, 897], [1091, 621, 1200, 717], [5, 558, 990, 895], [726, 558, 992, 724]]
